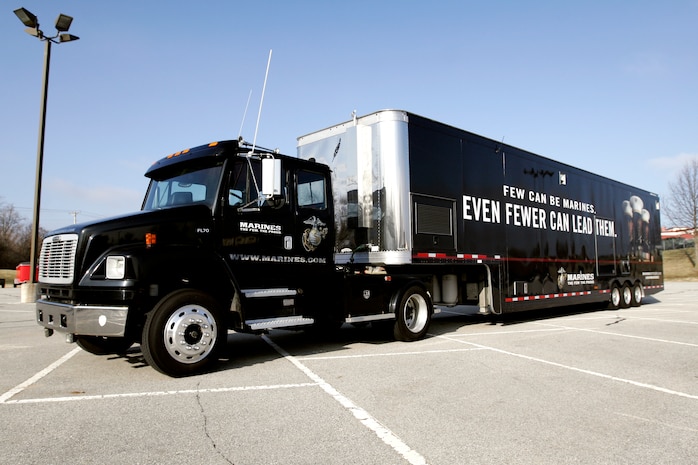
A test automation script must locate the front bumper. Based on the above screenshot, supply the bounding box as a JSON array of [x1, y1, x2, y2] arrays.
[[36, 300, 129, 337]]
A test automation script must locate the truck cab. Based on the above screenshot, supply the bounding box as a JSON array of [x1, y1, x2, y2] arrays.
[[36, 140, 339, 375]]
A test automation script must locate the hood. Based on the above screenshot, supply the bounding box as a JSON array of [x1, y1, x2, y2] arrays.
[[46, 205, 215, 280]]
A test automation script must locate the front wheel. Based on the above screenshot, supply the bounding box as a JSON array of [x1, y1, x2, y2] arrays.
[[393, 285, 432, 342], [142, 290, 225, 377]]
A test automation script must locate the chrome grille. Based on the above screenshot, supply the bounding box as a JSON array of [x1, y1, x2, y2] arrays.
[[39, 233, 78, 284]]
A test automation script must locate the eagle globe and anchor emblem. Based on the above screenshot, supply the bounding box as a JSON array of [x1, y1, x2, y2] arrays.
[[301, 216, 328, 252], [557, 267, 568, 290]]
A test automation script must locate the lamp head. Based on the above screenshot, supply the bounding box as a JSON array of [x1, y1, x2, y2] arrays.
[[54, 14, 73, 32], [59, 34, 80, 43], [14, 7, 38, 28]]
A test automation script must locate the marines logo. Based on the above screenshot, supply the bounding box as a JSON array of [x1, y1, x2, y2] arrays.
[[302, 216, 328, 252], [557, 267, 567, 290]]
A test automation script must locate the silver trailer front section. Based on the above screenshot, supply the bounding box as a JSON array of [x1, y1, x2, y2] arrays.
[[297, 110, 412, 265]]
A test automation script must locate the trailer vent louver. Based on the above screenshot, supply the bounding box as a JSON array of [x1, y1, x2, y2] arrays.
[[416, 204, 453, 236], [38, 233, 78, 284]]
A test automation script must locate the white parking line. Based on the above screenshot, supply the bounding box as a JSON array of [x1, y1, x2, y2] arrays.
[[3, 382, 318, 405], [533, 322, 698, 347], [444, 327, 568, 337], [262, 334, 429, 465], [298, 347, 485, 361], [612, 411, 698, 433], [554, 314, 698, 324], [0, 346, 317, 405], [0, 347, 81, 403], [435, 334, 698, 400], [621, 316, 698, 325]]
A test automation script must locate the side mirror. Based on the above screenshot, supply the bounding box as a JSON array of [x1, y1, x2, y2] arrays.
[[261, 158, 281, 198]]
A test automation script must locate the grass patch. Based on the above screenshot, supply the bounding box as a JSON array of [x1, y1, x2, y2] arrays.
[[662, 248, 698, 281], [0, 269, 16, 286]]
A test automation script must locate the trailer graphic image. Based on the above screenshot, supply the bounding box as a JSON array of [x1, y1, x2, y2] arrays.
[[35, 110, 663, 376]]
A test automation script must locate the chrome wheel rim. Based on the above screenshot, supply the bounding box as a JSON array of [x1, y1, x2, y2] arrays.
[[163, 305, 217, 364]]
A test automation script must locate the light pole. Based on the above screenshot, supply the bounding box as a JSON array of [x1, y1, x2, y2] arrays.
[[14, 7, 79, 288]]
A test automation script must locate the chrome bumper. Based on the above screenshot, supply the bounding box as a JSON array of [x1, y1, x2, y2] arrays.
[[36, 300, 128, 337]]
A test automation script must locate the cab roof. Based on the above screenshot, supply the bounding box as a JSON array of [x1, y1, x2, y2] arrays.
[[145, 140, 241, 178], [144, 139, 329, 179]]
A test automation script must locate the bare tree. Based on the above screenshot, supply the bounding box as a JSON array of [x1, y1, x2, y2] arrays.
[[0, 201, 24, 268], [664, 158, 698, 267], [0, 202, 23, 241]]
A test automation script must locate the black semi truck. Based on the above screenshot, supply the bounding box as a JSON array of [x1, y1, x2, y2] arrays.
[[36, 110, 663, 376]]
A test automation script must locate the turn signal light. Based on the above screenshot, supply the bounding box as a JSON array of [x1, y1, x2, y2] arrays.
[[146, 232, 157, 248]]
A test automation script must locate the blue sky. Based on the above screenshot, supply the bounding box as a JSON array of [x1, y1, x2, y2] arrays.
[[2, 0, 697, 230]]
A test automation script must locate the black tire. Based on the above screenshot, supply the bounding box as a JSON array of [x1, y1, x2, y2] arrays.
[[620, 283, 633, 309], [76, 336, 134, 355], [608, 284, 622, 310], [141, 290, 225, 377], [630, 283, 643, 307], [393, 285, 432, 342]]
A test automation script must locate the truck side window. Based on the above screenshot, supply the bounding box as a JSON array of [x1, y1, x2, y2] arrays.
[[297, 170, 326, 209], [228, 159, 288, 209], [229, 159, 260, 206], [229, 188, 244, 206]]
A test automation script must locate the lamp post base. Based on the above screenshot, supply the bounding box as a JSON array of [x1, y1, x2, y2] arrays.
[[20, 283, 37, 303]]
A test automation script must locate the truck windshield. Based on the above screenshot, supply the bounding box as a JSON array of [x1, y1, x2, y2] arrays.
[[142, 163, 223, 211]]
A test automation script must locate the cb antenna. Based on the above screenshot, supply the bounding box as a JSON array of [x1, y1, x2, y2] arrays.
[[237, 89, 253, 140], [250, 49, 273, 154]]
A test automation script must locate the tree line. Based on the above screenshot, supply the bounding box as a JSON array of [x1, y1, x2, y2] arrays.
[[0, 199, 46, 269], [664, 158, 698, 268]]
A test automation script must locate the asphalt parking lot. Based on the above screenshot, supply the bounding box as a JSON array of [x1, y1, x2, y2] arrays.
[[0, 283, 696, 465]]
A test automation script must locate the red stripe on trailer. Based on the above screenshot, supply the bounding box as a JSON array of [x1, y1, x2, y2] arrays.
[[506, 290, 594, 303], [413, 252, 501, 261]]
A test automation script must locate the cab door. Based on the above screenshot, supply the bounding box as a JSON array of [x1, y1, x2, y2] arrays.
[[220, 157, 294, 289], [219, 158, 333, 320], [294, 168, 333, 262]]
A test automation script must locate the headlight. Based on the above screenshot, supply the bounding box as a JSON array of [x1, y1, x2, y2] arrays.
[[105, 256, 126, 279]]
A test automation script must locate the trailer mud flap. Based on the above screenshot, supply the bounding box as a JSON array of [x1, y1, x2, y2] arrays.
[[487, 264, 503, 315]]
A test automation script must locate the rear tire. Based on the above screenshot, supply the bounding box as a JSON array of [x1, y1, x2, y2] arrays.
[[620, 284, 633, 308], [608, 285, 622, 310], [631, 283, 643, 307], [393, 285, 432, 341], [142, 290, 225, 377]]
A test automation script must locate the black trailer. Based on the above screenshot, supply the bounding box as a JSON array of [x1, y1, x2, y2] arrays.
[[297, 110, 663, 315]]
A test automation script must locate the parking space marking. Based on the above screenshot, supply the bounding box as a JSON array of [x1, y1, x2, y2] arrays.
[[445, 327, 568, 337], [0, 347, 81, 403], [3, 382, 318, 405], [298, 347, 485, 361], [619, 316, 698, 325], [552, 314, 698, 324], [436, 334, 698, 400], [612, 411, 698, 433], [533, 322, 698, 347], [262, 334, 429, 465]]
